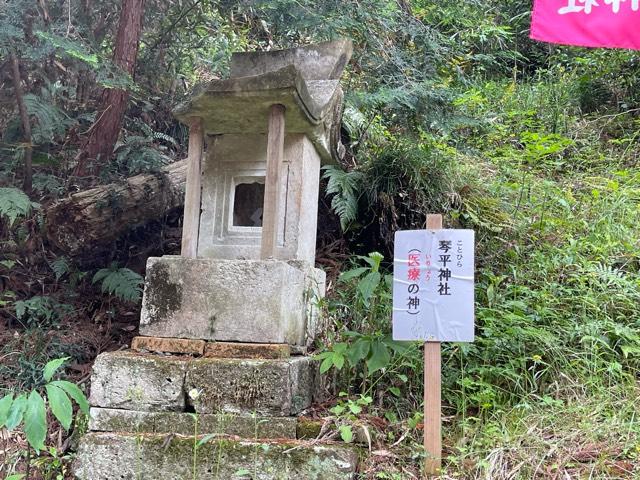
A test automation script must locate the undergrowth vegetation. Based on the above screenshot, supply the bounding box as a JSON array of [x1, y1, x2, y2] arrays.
[[1, 0, 640, 478], [319, 58, 640, 477]]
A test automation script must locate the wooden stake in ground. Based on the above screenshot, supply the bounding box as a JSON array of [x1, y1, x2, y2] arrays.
[[181, 118, 203, 258], [261, 104, 286, 259], [424, 213, 442, 476]]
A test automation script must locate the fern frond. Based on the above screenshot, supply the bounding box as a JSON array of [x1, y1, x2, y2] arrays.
[[0, 187, 38, 226], [322, 165, 364, 231], [153, 132, 178, 146], [92, 265, 143, 302], [23, 94, 72, 145], [50, 257, 70, 281]]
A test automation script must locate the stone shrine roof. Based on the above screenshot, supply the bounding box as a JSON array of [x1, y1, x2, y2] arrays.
[[173, 39, 352, 162]]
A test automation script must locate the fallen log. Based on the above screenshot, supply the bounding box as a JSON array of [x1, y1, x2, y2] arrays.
[[45, 159, 187, 258]]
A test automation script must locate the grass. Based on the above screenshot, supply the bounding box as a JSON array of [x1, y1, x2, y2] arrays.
[[442, 383, 640, 479], [324, 72, 640, 478]]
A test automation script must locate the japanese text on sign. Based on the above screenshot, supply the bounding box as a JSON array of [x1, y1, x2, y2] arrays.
[[530, 0, 640, 51], [559, 0, 639, 14], [393, 229, 475, 342]]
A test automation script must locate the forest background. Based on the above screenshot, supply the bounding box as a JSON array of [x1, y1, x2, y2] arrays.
[[1, 0, 639, 478]]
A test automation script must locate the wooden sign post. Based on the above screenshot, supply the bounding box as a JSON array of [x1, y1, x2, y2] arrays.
[[392, 215, 475, 478], [424, 214, 442, 476]]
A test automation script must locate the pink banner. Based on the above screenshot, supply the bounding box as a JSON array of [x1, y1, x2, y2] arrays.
[[530, 0, 640, 50]]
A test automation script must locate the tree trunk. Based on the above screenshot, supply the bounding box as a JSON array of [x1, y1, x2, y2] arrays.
[[75, 0, 145, 177], [10, 53, 33, 194], [45, 159, 187, 257]]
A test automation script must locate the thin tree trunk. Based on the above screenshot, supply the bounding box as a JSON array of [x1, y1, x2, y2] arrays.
[[75, 0, 145, 177], [10, 53, 33, 194]]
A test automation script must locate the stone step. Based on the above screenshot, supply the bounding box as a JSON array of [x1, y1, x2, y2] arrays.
[[74, 432, 359, 480], [90, 350, 320, 416], [89, 408, 299, 439]]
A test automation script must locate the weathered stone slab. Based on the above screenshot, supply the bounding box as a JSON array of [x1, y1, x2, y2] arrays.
[[75, 432, 359, 480], [131, 336, 205, 355], [185, 356, 318, 416], [204, 342, 290, 359], [89, 408, 297, 439], [89, 351, 187, 412], [230, 40, 353, 81], [89, 408, 156, 433], [140, 257, 318, 345]]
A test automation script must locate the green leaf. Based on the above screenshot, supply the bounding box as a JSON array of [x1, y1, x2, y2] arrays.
[[24, 391, 47, 452], [346, 338, 370, 365], [358, 271, 381, 306], [621, 345, 640, 358], [320, 356, 334, 374], [15, 300, 26, 320], [339, 267, 368, 282], [0, 393, 13, 427], [332, 353, 345, 370], [338, 424, 353, 443], [333, 342, 348, 354], [5, 474, 25, 480], [366, 341, 390, 375], [382, 335, 410, 354], [389, 387, 401, 397], [313, 351, 333, 360], [43, 357, 69, 382], [330, 404, 346, 415], [5, 393, 27, 430], [348, 403, 362, 414], [45, 384, 73, 430], [368, 252, 384, 272], [49, 380, 89, 414], [197, 434, 217, 447], [34, 31, 99, 67]]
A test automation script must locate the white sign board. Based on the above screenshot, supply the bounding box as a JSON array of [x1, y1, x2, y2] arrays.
[[392, 229, 475, 342]]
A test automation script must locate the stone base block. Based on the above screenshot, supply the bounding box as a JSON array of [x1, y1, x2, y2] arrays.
[[89, 351, 319, 416], [89, 408, 298, 439], [90, 351, 188, 412], [130, 337, 291, 359], [139, 256, 326, 346], [74, 432, 358, 480], [131, 336, 206, 355], [204, 341, 290, 359]]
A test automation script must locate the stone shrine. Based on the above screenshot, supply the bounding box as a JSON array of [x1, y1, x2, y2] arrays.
[[74, 40, 359, 479]]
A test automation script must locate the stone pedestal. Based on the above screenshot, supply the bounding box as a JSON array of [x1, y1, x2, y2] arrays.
[[139, 256, 325, 346]]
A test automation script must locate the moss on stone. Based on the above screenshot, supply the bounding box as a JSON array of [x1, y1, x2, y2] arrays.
[[296, 418, 322, 439], [144, 262, 183, 322], [75, 432, 359, 479]]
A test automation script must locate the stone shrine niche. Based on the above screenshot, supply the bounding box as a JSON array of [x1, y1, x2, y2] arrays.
[[198, 132, 321, 264]]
